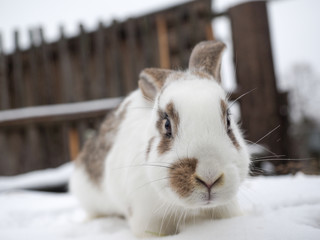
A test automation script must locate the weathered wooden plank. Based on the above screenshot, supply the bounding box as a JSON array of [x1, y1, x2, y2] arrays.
[[0, 34, 9, 110], [78, 23, 95, 146], [23, 30, 44, 174], [125, 18, 139, 90], [58, 26, 74, 102], [156, 15, 170, 69], [12, 30, 24, 108], [119, 26, 132, 95], [228, 1, 284, 156], [23, 124, 43, 172], [61, 123, 71, 162], [39, 28, 54, 104], [189, 6, 203, 47], [175, 8, 189, 68], [27, 29, 41, 106], [196, 0, 214, 41], [68, 125, 80, 161], [148, 16, 161, 68], [109, 21, 123, 97], [0, 97, 122, 127], [94, 22, 108, 98], [79, 24, 91, 100], [4, 129, 24, 175], [47, 124, 67, 167], [140, 16, 153, 68], [0, 130, 9, 173], [133, 20, 145, 78]]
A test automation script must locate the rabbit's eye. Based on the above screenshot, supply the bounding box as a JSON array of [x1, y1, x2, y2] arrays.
[[164, 114, 172, 138]]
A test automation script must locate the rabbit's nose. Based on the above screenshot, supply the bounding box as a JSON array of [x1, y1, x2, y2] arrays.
[[195, 173, 224, 191]]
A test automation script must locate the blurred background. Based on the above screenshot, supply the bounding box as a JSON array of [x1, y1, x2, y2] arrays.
[[0, 0, 319, 179]]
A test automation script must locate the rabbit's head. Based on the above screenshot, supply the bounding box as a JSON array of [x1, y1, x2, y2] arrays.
[[138, 41, 250, 209]]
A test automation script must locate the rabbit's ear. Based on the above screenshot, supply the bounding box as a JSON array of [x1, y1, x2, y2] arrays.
[[138, 68, 173, 101], [189, 41, 226, 83]]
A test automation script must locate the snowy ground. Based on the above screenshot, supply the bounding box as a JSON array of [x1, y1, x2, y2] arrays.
[[0, 165, 320, 239]]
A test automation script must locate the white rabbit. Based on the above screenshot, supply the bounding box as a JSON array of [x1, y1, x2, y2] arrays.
[[70, 41, 250, 237]]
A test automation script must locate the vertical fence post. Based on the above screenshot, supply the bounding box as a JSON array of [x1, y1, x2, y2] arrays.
[[39, 27, 54, 104], [125, 19, 139, 90], [13, 30, 24, 108], [28, 29, 40, 106], [109, 21, 123, 97], [94, 22, 108, 98], [156, 15, 170, 69], [58, 26, 74, 103], [0, 33, 9, 110], [79, 24, 90, 101], [228, 1, 288, 159], [0, 33, 9, 174]]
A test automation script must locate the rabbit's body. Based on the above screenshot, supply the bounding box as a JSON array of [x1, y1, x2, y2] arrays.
[[70, 41, 250, 237]]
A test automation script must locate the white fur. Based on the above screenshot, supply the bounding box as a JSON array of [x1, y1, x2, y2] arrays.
[[70, 70, 250, 237]]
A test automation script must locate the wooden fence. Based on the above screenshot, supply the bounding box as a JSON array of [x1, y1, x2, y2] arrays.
[[0, 0, 294, 176]]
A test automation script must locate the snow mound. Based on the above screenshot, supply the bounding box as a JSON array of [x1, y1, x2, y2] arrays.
[[0, 172, 320, 239], [0, 163, 73, 192]]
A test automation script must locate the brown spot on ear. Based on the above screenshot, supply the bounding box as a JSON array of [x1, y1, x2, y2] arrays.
[[189, 41, 226, 82], [156, 102, 180, 155], [138, 79, 157, 102], [146, 137, 155, 160], [192, 70, 212, 80], [169, 158, 198, 197], [138, 68, 173, 101], [76, 101, 131, 185]]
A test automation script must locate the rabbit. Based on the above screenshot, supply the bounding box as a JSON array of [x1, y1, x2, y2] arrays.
[[69, 40, 250, 237]]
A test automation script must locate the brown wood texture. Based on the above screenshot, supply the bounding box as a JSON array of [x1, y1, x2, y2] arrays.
[[228, 1, 287, 157], [0, 98, 122, 127], [0, 34, 9, 110], [12, 31, 24, 108], [59, 26, 74, 102]]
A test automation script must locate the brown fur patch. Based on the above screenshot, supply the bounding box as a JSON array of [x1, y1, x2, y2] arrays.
[[220, 100, 240, 150], [169, 158, 198, 198], [142, 68, 173, 89], [156, 102, 180, 155], [76, 101, 131, 185], [192, 70, 211, 80], [139, 68, 174, 101], [228, 129, 240, 150], [220, 99, 228, 128]]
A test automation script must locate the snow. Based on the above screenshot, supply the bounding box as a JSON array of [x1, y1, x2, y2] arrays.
[[0, 166, 320, 239], [0, 163, 73, 192], [0, 97, 123, 123]]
